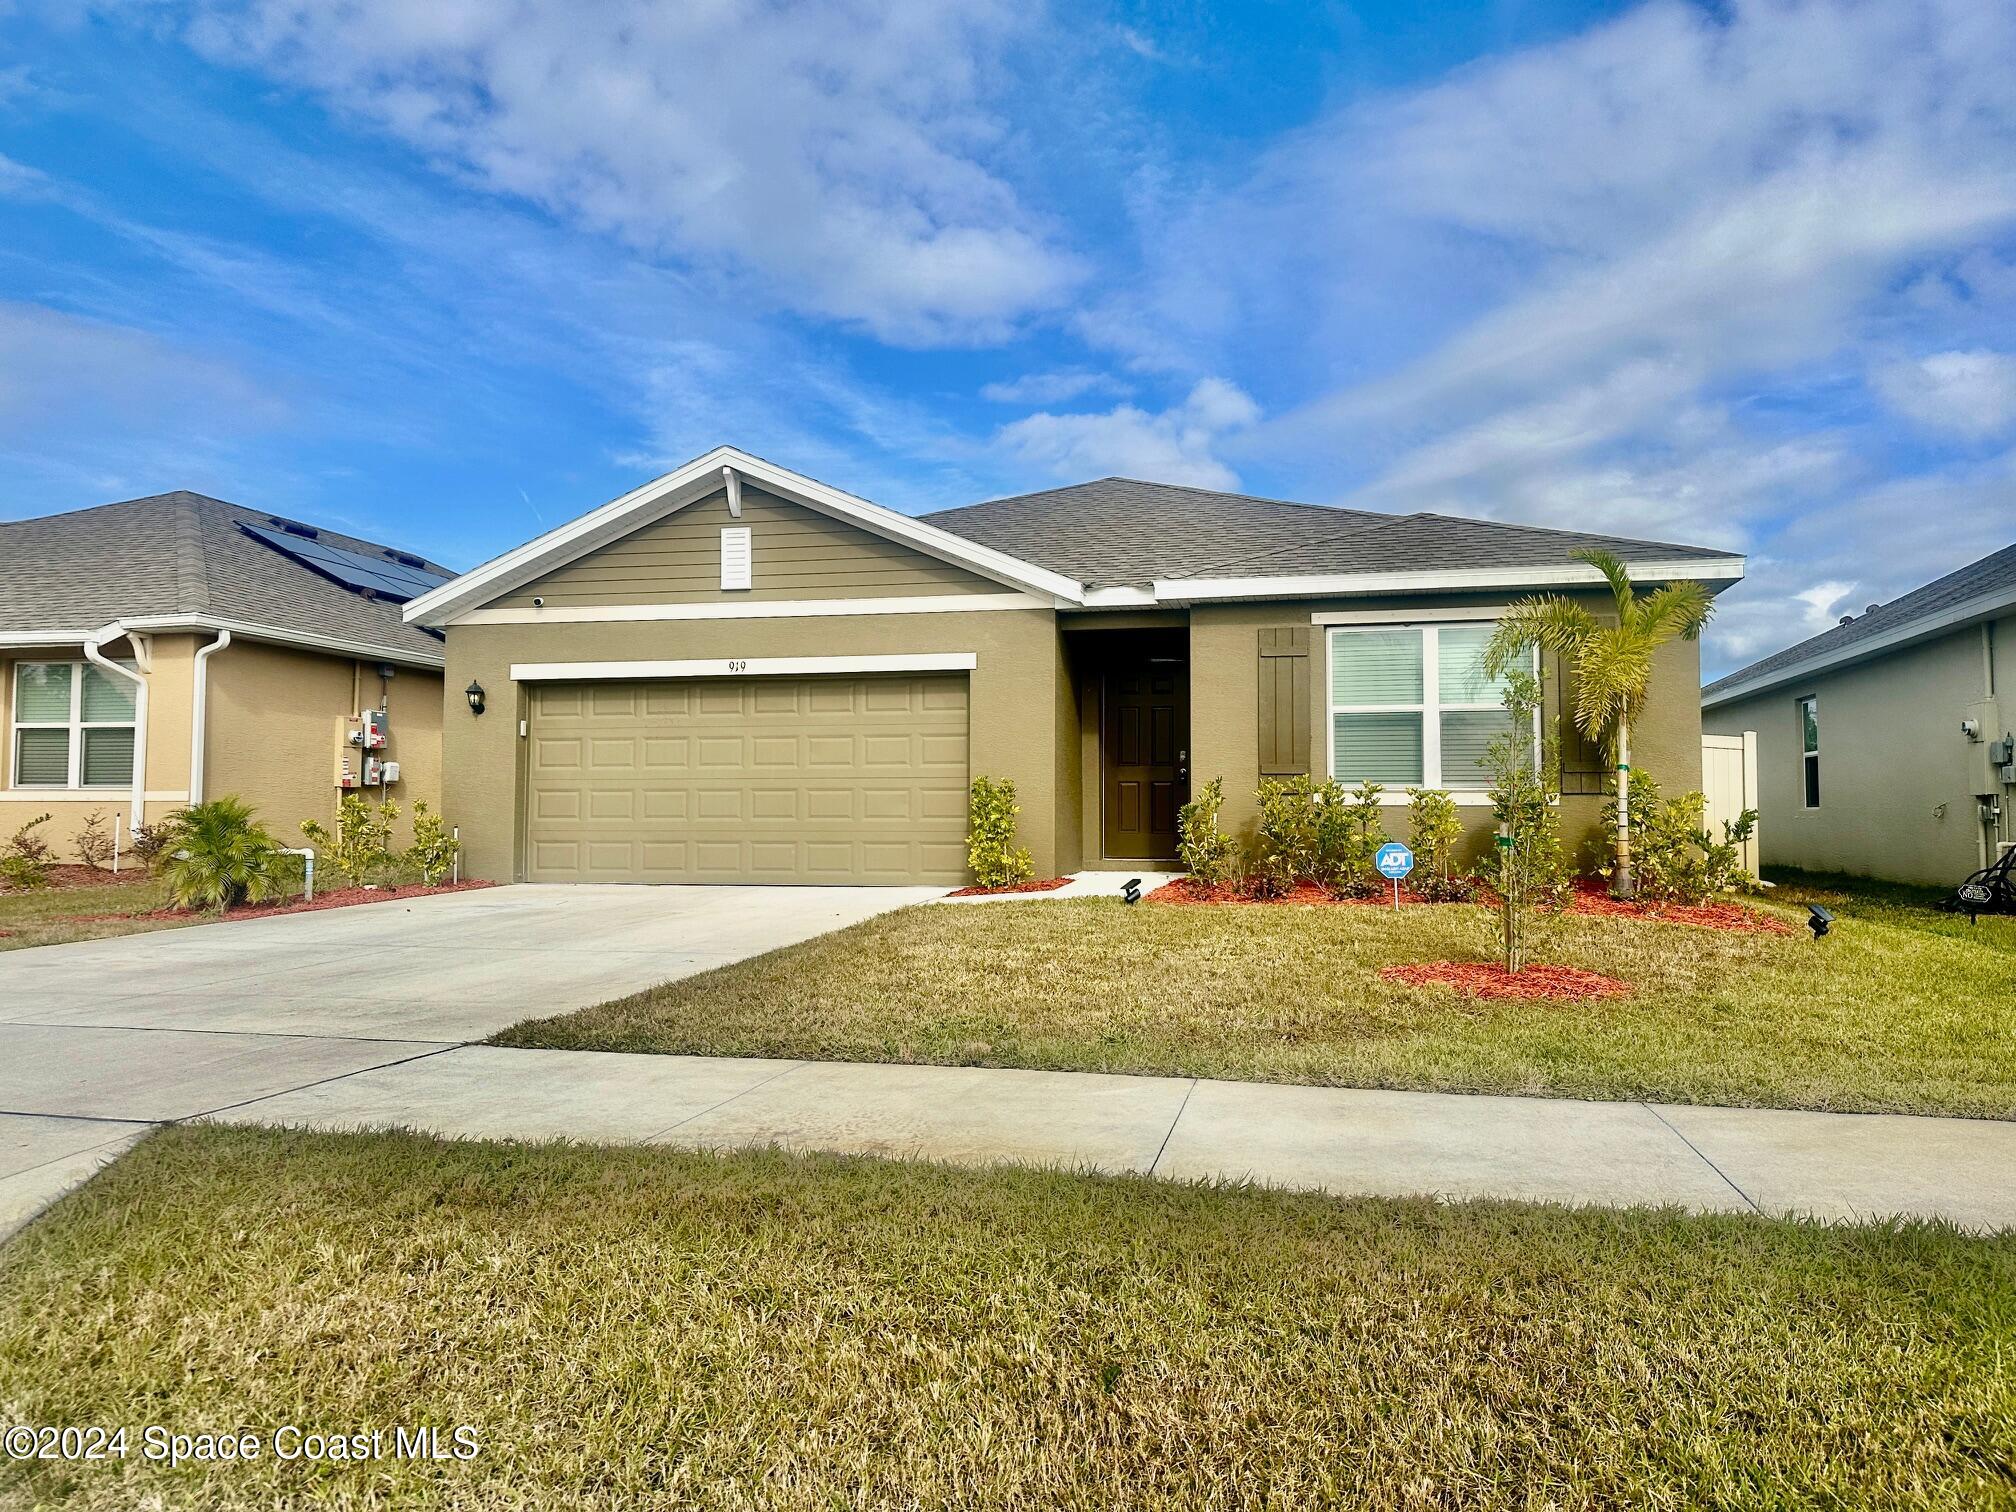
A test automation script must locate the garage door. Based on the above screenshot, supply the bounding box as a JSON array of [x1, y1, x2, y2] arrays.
[[525, 675, 970, 884]]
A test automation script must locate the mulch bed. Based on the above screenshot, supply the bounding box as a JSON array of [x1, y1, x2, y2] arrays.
[[1148, 878, 1470, 907], [1380, 961, 1632, 1001], [1566, 881, 1794, 935], [0, 864, 155, 895], [59, 880, 493, 925], [944, 877, 1072, 897]]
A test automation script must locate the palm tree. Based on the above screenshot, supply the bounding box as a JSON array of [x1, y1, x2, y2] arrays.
[[1483, 549, 1714, 898], [159, 797, 284, 912]]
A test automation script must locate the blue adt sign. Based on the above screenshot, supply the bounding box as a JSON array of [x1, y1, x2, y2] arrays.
[[1375, 842, 1415, 880]]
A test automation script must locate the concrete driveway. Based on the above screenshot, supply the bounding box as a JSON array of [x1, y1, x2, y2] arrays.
[[0, 883, 936, 1234]]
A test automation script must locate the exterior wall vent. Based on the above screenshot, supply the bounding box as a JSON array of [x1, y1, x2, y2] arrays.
[[721, 526, 752, 591]]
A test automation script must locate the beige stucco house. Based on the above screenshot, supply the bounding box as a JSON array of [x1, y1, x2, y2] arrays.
[[1704, 542, 2016, 886], [0, 492, 447, 862], [408, 448, 1743, 888]]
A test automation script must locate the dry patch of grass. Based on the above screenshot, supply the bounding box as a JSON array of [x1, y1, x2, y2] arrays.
[[0, 876, 184, 952], [2, 1126, 2011, 1509], [497, 891, 2016, 1117]]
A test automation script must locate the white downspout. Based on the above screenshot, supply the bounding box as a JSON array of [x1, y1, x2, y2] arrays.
[[84, 622, 150, 831], [189, 629, 231, 805]]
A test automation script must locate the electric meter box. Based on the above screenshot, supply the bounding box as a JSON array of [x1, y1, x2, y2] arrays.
[[381, 761, 402, 785], [1964, 699, 2004, 795], [353, 709, 389, 750]]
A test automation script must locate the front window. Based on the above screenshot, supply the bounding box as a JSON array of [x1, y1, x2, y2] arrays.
[[1798, 695, 1819, 808], [1327, 624, 1528, 793], [10, 661, 137, 788]]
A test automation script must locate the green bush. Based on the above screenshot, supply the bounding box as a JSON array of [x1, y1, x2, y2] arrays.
[[1176, 778, 1238, 888], [302, 793, 401, 888], [1614, 783, 1759, 904], [1405, 787, 1477, 901], [966, 776, 1034, 888], [1247, 777, 1384, 898], [126, 819, 180, 872], [1248, 777, 1316, 897], [73, 808, 115, 870], [405, 800, 461, 885], [0, 812, 55, 889], [159, 798, 284, 912]]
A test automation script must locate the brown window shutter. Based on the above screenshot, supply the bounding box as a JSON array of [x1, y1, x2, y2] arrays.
[[1258, 627, 1311, 776]]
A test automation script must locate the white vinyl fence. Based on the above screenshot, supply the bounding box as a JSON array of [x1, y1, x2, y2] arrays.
[[1702, 731, 1760, 876]]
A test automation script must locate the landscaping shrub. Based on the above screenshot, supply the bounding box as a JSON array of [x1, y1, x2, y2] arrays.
[[0, 812, 55, 890], [1405, 787, 1478, 901], [159, 798, 284, 912], [301, 793, 401, 888], [966, 776, 1034, 887], [1176, 778, 1238, 888], [405, 800, 461, 885], [1605, 780, 1759, 904], [72, 808, 115, 870], [1248, 777, 1317, 897], [1246, 778, 1385, 898], [125, 818, 180, 872]]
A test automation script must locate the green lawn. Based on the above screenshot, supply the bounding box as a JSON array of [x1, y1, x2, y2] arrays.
[[0, 875, 182, 952], [3, 1127, 2010, 1509], [497, 886, 2016, 1118]]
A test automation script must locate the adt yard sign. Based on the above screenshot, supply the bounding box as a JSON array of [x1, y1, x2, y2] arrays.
[[1375, 841, 1414, 910]]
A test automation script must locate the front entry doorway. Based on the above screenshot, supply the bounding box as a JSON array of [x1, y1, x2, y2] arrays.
[[1101, 649, 1189, 860]]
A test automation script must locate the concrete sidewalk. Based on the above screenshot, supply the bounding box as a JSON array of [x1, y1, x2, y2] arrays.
[[190, 1047, 2016, 1233]]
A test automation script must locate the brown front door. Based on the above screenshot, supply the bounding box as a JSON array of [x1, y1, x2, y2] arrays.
[[1102, 659, 1187, 859]]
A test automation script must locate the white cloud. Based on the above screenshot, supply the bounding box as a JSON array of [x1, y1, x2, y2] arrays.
[[1791, 581, 1858, 633], [165, 0, 1084, 343], [1874, 350, 2016, 436], [979, 369, 1126, 405], [996, 377, 1259, 489]]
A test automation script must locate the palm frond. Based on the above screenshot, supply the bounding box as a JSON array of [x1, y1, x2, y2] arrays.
[[1571, 548, 1635, 622], [1634, 581, 1715, 643], [1481, 597, 1598, 676]]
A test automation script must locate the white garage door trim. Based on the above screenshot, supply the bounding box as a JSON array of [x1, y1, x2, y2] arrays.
[[511, 652, 978, 681]]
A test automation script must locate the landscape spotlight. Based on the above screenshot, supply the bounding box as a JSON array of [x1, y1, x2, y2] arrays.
[[1807, 904, 1834, 940], [1122, 877, 1142, 905]]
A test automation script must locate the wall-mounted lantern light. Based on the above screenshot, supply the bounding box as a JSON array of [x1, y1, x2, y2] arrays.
[[465, 680, 486, 716]]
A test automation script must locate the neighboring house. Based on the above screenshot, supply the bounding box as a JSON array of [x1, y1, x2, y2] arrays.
[[407, 447, 1744, 887], [0, 492, 450, 862], [1704, 542, 2016, 887]]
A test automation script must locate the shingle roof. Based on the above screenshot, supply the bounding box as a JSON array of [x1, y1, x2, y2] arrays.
[[922, 478, 1733, 589], [1704, 541, 2016, 701], [0, 491, 449, 663]]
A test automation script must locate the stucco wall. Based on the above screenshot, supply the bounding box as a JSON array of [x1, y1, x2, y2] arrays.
[[441, 608, 1065, 883], [205, 642, 444, 847], [1703, 616, 2010, 885], [1190, 592, 1706, 871]]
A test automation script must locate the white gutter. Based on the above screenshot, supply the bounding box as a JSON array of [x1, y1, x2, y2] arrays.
[[83, 622, 150, 829], [188, 629, 231, 805], [1703, 580, 2016, 709], [4, 616, 439, 669]]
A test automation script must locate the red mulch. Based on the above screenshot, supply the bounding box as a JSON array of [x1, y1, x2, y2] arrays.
[[1566, 881, 1793, 935], [0, 864, 155, 895], [945, 877, 1072, 897], [1380, 961, 1631, 1000], [60, 880, 493, 924], [1148, 878, 1461, 907]]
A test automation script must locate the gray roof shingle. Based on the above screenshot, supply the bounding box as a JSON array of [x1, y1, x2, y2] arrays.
[[1703, 541, 2016, 699], [923, 478, 1733, 588], [0, 491, 449, 663]]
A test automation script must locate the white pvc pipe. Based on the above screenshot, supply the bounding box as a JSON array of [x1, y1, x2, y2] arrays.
[[83, 623, 149, 831], [188, 629, 232, 805], [280, 845, 315, 902]]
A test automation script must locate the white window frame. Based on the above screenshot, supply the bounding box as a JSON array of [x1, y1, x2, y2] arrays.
[[1797, 694, 1819, 809], [9, 659, 138, 790], [1324, 623, 1536, 804]]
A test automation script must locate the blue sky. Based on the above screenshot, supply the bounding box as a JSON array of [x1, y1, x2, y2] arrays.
[[3, 0, 2013, 678]]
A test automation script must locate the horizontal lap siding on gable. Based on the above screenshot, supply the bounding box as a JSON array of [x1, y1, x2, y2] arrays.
[[497, 485, 1005, 608]]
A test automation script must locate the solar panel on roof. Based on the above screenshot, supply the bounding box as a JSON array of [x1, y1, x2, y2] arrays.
[[240, 523, 452, 603]]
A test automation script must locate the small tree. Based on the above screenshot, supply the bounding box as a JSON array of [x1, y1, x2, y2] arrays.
[[159, 799, 283, 912], [301, 793, 401, 888], [1484, 549, 1714, 897], [404, 800, 461, 885], [1176, 778, 1238, 889], [966, 776, 1034, 887], [1481, 669, 1570, 972], [1405, 788, 1475, 902], [73, 809, 115, 871]]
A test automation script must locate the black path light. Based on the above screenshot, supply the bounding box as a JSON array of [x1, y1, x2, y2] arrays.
[[465, 680, 486, 716], [1807, 904, 1834, 940]]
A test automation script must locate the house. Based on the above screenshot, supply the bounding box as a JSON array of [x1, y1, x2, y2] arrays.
[[1703, 542, 2016, 886], [0, 492, 449, 862], [406, 447, 1744, 886]]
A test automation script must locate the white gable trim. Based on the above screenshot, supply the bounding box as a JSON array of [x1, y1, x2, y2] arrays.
[[405, 447, 1085, 625], [1156, 557, 1746, 603]]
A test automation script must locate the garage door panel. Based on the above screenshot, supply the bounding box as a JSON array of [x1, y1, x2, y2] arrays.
[[528, 674, 970, 885]]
